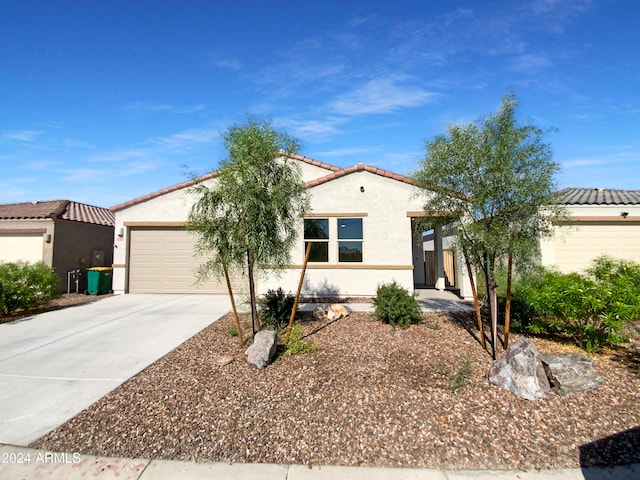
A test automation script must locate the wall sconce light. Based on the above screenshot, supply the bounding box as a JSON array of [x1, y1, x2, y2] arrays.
[[621, 212, 629, 218], [45, 234, 52, 243], [117, 227, 124, 237], [360, 186, 365, 193]]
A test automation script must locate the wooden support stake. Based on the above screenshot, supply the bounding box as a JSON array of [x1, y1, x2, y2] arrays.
[[224, 266, 244, 347], [463, 246, 486, 350], [285, 242, 313, 344]]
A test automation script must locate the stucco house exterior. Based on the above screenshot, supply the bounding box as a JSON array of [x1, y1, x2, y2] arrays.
[[110, 154, 473, 299], [0, 200, 115, 291], [539, 188, 640, 273]]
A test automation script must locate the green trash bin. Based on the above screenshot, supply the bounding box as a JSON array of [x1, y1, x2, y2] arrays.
[[86, 267, 113, 296]]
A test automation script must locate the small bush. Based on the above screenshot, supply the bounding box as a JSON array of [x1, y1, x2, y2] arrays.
[[0, 261, 60, 315], [285, 323, 318, 356], [373, 281, 422, 328], [258, 287, 295, 330]]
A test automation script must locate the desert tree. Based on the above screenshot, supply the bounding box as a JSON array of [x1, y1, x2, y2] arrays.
[[187, 118, 310, 337], [412, 93, 565, 357]]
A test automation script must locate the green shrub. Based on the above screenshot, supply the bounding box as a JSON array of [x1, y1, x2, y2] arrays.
[[285, 323, 318, 355], [258, 287, 295, 330], [0, 261, 60, 315], [373, 281, 422, 328], [513, 263, 640, 352]]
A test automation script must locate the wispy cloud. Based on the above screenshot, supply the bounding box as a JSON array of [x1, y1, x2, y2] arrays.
[[329, 76, 437, 116], [130, 101, 206, 114], [313, 147, 379, 158], [510, 53, 553, 74], [88, 127, 220, 164], [275, 117, 345, 140], [2, 130, 42, 142], [205, 52, 243, 71]]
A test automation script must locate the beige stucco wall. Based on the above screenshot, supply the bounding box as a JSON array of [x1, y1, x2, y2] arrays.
[[539, 204, 640, 273], [260, 170, 427, 296], [112, 165, 434, 296]]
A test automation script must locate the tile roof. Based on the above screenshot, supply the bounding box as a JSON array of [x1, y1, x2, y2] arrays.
[[557, 188, 640, 205], [0, 200, 114, 226]]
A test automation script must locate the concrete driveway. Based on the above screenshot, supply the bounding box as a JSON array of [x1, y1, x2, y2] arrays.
[[0, 294, 230, 446]]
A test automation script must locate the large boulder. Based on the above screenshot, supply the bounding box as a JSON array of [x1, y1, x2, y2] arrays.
[[245, 330, 277, 369], [541, 353, 603, 396], [489, 338, 550, 401]]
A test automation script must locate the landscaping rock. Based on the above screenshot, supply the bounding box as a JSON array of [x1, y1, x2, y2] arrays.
[[327, 303, 349, 321], [541, 353, 603, 396], [312, 306, 327, 321], [245, 330, 277, 369], [489, 337, 550, 400]]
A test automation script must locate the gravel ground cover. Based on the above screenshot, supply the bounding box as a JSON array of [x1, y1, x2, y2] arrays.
[[32, 311, 640, 470]]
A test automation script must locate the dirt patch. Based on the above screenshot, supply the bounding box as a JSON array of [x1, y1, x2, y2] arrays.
[[32, 311, 640, 470]]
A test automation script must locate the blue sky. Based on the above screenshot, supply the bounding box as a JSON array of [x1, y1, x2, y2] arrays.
[[1, 0, 639, 208]]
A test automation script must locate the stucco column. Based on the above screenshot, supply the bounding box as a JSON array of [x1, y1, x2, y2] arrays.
[[434, 225, 446, 290]]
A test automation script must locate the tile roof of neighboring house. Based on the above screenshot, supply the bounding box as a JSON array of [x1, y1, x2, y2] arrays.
[[110, 153, 342, 212], [0, 200, 115, 226], [557, 188, 640, 205]]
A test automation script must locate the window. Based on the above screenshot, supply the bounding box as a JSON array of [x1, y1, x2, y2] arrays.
[[304, 219, 329, 262], [338, 218, 363, 262], [303, 217, 364, 263]]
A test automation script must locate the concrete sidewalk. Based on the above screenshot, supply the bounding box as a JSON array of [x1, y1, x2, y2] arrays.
[[1, 445, 638, 480]]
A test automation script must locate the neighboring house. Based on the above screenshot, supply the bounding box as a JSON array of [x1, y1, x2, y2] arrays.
[[0, 200, 115, 291], [110, 154, 474, 299], [539, 188, 640, 273]]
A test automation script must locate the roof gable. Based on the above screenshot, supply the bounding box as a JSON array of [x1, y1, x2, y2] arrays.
[[0, 200, 114, 227], [306, 163, 415, 188], [111, 154, 342, 212]]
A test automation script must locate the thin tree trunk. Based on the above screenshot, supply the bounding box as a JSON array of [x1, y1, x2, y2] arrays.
[[504, 235, 514, 348], [224, 266, 244, 347], [286, 242, 313, 344], [462, 245, 486, 350], [483, 252, 496, 359]]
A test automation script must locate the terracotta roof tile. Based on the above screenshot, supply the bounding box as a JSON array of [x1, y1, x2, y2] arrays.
[[0, 200, 114, 226], [305, 163, 415, 189]]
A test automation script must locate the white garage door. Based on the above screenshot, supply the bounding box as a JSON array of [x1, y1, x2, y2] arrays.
[[0, 235, 43, 264], [553, 223, 640, 273], [128, 227, 245, 294]]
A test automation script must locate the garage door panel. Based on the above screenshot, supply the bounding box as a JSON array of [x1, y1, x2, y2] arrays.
[[0, 235, 43, 263], [554, 223, 640, 273], [129, 228, 246, 294]]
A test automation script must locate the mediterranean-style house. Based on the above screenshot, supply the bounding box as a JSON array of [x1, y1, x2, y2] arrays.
[[0, 200, 115, 291], [110, 154, 474, 299]]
